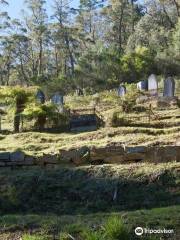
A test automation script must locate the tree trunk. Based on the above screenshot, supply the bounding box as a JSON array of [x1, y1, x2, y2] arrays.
[[38, 38, 43, 76], [14, 98, 25, 133]]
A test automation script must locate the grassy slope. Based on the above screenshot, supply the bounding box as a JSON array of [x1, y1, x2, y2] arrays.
[[0, 92, 180, 156], [0, 162, 179, 239], [0, 90, 179, 239]]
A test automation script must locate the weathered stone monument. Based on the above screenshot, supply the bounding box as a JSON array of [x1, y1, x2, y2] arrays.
[[36, 90, 45, 104], [51, 93, 64, 105], [148, 74, 158, 95], [51, 93, 64, 113], [118, 85, 126, 96], [137, 80, 148, 91], [163, 77, 175, 97]]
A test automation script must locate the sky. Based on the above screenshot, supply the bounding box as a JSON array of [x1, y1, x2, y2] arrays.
[[5, 0, 144, 20], [5, 0, 79, 19]]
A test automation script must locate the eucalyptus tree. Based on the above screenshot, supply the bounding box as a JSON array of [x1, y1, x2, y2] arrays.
[[24, 0, 48, 79], [0, 0, 11, 85], [51, 0, 80, 77], [0, 0, 9, 31], [102, 0, 142, 54]]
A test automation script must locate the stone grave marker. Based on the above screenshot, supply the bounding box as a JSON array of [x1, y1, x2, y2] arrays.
[[36, 90, 45, 104], [163, 77, 175, 97], [148, 74, 158, 95], [137, 80, 148, 91], [118, 85, 126, 96], [51, 93, 64, 105], [51, 93, 64, 113]]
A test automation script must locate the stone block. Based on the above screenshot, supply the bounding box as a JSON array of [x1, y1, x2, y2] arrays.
[[125, 146, 147, 154], [10, 151, 25, 162], [104, 155, 124, 164], [0, 161, 6, 166], [0, 152, 10, 161], [24, 156, 35, 165], [124, 153, 145, 162], [6, 161, 24, 166], [39, 154, 58, 164]]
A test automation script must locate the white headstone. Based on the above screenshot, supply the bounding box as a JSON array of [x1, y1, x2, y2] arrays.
[[118, 85, 126, 96], [163, 77, 175, 97], [148, 74, 158, 95]]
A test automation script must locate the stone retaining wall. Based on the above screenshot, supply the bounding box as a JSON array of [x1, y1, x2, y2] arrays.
[[90, 145, 180, 164], [0, 144, 179, 168]]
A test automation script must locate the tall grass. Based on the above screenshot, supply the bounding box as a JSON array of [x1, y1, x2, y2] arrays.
[[103, 216, 130, 240]]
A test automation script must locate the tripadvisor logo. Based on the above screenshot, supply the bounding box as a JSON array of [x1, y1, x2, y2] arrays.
[[135, 227, 143, 236], [135, 227, 174, 236]]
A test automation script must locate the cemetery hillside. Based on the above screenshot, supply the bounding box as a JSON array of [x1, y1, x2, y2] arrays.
[[0, 0, 180, 240]]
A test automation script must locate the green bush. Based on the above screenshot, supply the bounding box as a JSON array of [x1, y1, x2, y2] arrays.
[[120, 86, 140, 113], [103, 216, 130, 240], [23, 102, 69, 130], [0, 86, 38, 132]]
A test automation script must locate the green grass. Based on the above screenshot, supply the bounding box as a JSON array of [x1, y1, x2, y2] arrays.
[[0, 162, 179, 214], [22, 235, 48, 240], [0, 206, 179, 240], [0, 90, 179, 240], [0, 123, 179, 156], [0, 161, 179, 239]]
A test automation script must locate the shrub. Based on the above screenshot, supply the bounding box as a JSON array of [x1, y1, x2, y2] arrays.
[[0, 86, 38, 132], [23, 103, 69, 131], [103, 216, 130, 240], [120, 86, 140, 113]]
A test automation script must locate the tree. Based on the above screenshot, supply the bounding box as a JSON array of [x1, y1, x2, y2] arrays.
[[121, 46, 154, 83], [24, 0, 48, 78], [102, 0, 142, 53]]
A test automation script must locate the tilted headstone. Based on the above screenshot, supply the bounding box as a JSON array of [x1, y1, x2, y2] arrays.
[[163, 77, 175, 97], [118, 85, 126, 96], [51, 93, 64, 105], [137, 80, 148, 91], [148, 74, 158, 95], [36, 90, 45, 104]]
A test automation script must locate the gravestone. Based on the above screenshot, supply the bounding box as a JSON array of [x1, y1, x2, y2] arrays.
[[137, 80, 148, 91], [36, 90, 45, 104], [51, 93, 64, 105], [118, 85, 126, 96], [148, 74, 158, 95], [163, 77, 175, 97]]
